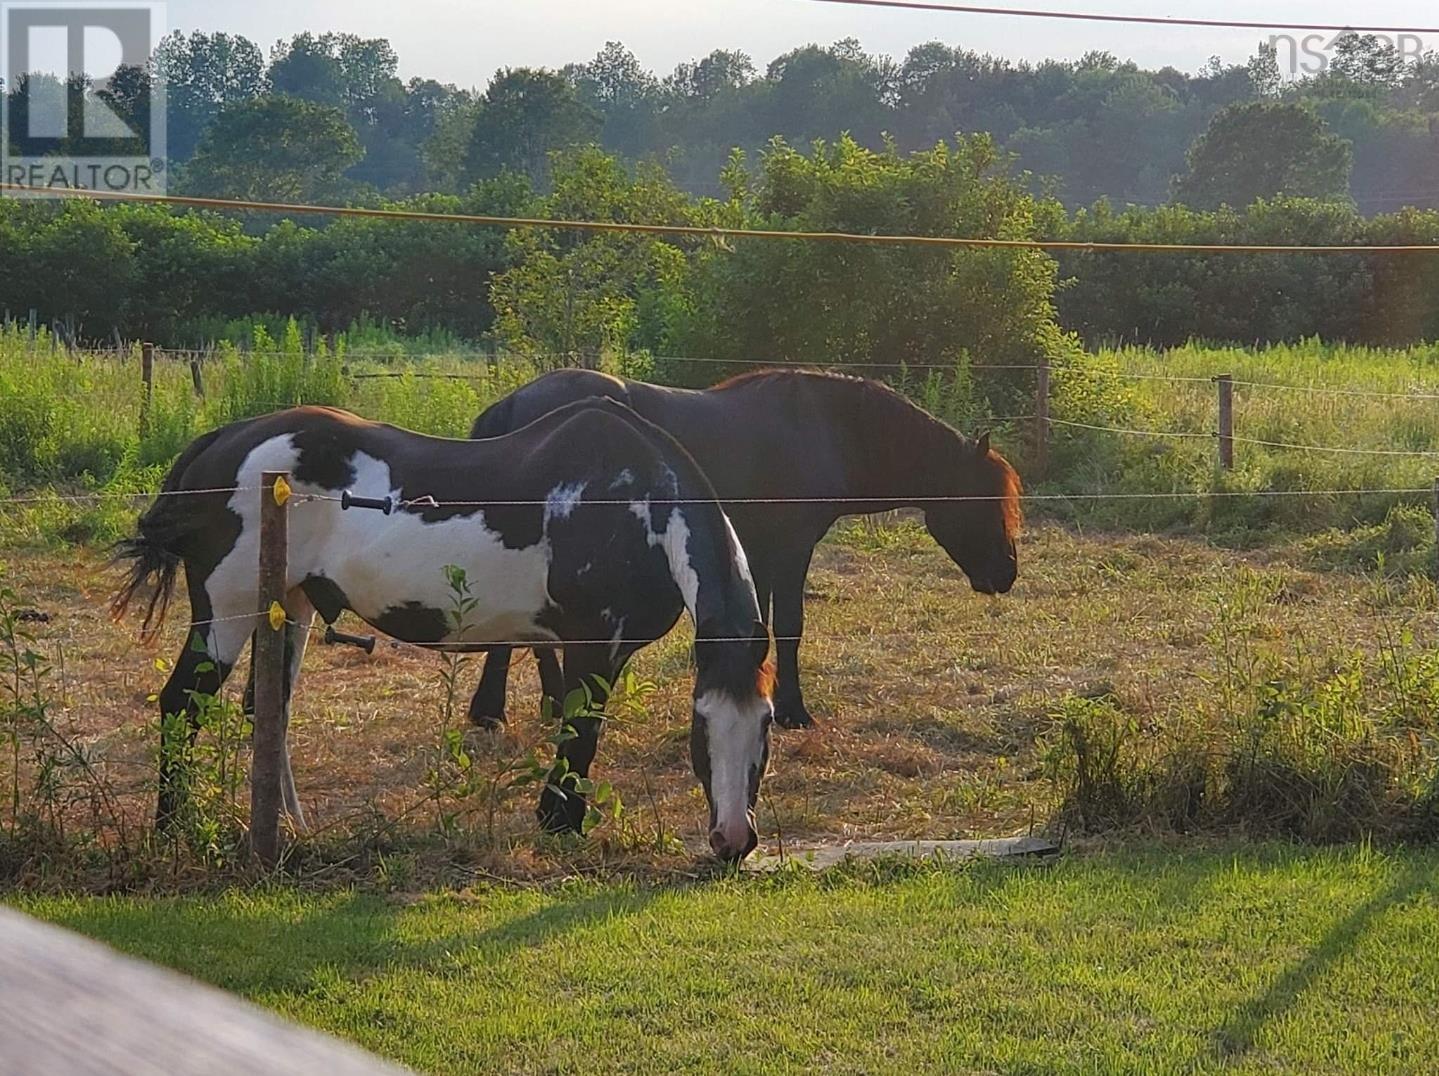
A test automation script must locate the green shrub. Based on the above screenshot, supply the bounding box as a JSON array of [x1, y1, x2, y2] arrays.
[[1303, 505, 1435, 576], [1044, 570, 1439, 842]]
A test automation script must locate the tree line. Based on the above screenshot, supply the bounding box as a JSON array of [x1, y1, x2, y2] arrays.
[[4, 137, 1439, 367], [7, 30, 1437, 211], [4, 29, 1439, 357]]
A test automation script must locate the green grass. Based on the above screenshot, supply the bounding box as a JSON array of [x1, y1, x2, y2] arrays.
[[1039, 339, 1439, 537], [14, 845, 1439, 1073], [7, 330, 1439, 548]]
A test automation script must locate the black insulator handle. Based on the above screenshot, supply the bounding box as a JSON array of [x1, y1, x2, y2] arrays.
[[324, 625, 377, 654], [341, 490, 393, 515]]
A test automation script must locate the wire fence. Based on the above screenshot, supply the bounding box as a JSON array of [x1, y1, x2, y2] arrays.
[[73, 345, 1439, 405]]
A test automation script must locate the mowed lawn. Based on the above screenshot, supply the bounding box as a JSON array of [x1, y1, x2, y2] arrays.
[[15, 845, 1439, 1074]]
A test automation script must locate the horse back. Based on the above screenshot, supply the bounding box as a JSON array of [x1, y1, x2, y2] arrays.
[[470, 369, 633, 439]]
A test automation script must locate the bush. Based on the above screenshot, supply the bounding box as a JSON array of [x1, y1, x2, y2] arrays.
[[1044, 569, 1439, 842]]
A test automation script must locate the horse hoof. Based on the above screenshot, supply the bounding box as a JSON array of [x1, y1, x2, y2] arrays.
[[773, 700, 816, 730], [469, 712, 506, 732]]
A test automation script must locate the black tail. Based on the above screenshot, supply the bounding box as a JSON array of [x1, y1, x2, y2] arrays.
[[110, 426, 223, 641]]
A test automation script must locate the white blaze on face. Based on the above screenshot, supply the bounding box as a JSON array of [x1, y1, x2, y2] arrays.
[[696, 689, 771, 854]]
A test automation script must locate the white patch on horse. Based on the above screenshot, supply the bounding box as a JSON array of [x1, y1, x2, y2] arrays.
[[629, 498, 700, 617], [721, 513, 753, 588], [206, 437, 557, 654], [544, 481, 587, 524], [604, 611, 627, 663], [696, 689, 769, 844], [609, 468, 635, 490]]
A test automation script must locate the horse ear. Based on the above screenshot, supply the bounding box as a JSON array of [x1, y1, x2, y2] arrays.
[[975, 431, 992, 457]]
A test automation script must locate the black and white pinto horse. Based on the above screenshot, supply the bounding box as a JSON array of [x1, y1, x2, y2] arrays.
[[113, 401, 775, 861], [467, 368, 1023, 732]]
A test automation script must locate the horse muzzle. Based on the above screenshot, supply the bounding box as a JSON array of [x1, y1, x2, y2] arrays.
[[709, 822, 759, 863]]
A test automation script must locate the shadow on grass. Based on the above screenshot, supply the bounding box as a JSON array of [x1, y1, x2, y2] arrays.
[[33, 883, 666, 999], [1203, 860, 1432, 1065]]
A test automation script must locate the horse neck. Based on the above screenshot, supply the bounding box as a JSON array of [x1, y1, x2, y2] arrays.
[[845, 388, 957, 507]]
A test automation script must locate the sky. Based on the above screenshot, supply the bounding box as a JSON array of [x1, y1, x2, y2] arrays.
[[165, 1, 1439, 87]]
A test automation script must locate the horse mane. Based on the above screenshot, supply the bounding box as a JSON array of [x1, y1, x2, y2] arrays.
[[711, 366, 1023, 533], [992, 451, 1024, 538], [710, 366, 867, 392]]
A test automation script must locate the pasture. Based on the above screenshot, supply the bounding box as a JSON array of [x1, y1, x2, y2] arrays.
[[6, 336, 1439, 1072]]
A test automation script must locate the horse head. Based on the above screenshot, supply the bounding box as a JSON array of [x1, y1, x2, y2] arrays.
[[922, 432, 1021, 595], [691, 623, 775, 862]]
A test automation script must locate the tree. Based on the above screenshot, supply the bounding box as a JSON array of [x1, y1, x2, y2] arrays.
[[681, 134, 1066, 405], [463, 69, 600, 187], [1246, 43, 1282, 99], [665, 49, 756, 102], [489, 149, 694, 364], [1330, 33, 1404, 87], [181, 96, 364, 201], [564, 42, 660, 158], [155, 31, 266, 161], [267, 32, 346, 106], [1174, 102, 1352, 209]]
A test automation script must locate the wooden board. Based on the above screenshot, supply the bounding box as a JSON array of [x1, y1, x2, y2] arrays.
[[0, 906, 408, 1075], [745, 835, 1060, 873]]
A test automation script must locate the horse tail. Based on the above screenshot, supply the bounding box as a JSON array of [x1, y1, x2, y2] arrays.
[[110, 425, 224, 641], [469, 393, 516, 440]]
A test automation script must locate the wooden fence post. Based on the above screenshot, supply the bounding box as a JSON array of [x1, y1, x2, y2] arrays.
[[1033, 359, 1050, 476], [1432, 478, 1439, 581], [139, 343, 155, 438], [189, 356, 205, 398], [251, 471, 291, 868], [1216, 374, 1234, 471]]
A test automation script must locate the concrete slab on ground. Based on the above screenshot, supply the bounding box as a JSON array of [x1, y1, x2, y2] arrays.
[[745, 835, 1060, 873]]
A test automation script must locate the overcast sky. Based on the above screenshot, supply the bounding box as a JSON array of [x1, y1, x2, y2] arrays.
[[166, 1, 1437, 88]]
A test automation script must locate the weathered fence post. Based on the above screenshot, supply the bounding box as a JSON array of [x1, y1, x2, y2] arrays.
[[189, 356, 205, 398], [251, 471, 291, 868], [1215, 374, 1234, 471], [139, 343, 155, 438], [1033, 359, 1050, 476], [1432, 478, 1439, 581]]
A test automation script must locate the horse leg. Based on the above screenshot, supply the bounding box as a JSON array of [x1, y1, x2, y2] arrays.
[[278, 587, 315, 830], [770, 545, 817, 730], [467, 646, 514, 730], [536, 648, 564, 719], [156, 579, 248, 828], [242, 659, 255, 718], [536, 644, 615, 835]]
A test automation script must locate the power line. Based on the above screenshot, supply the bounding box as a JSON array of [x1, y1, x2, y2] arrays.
[[800, 0, 1439, 34], [5, 183, 1439, 254]]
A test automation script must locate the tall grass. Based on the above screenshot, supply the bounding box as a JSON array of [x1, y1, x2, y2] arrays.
[[0, 324, 536, 547], [6, 331, 1439, 548], [1041, 339, 1439, 537], [1043, 567, 1439, 842]]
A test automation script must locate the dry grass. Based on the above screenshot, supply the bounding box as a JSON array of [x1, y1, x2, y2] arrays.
[[4, 520, 1435, 881]]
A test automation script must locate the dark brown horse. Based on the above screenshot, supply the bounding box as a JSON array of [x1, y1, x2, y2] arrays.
[[468, 368, 1021, 731]]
